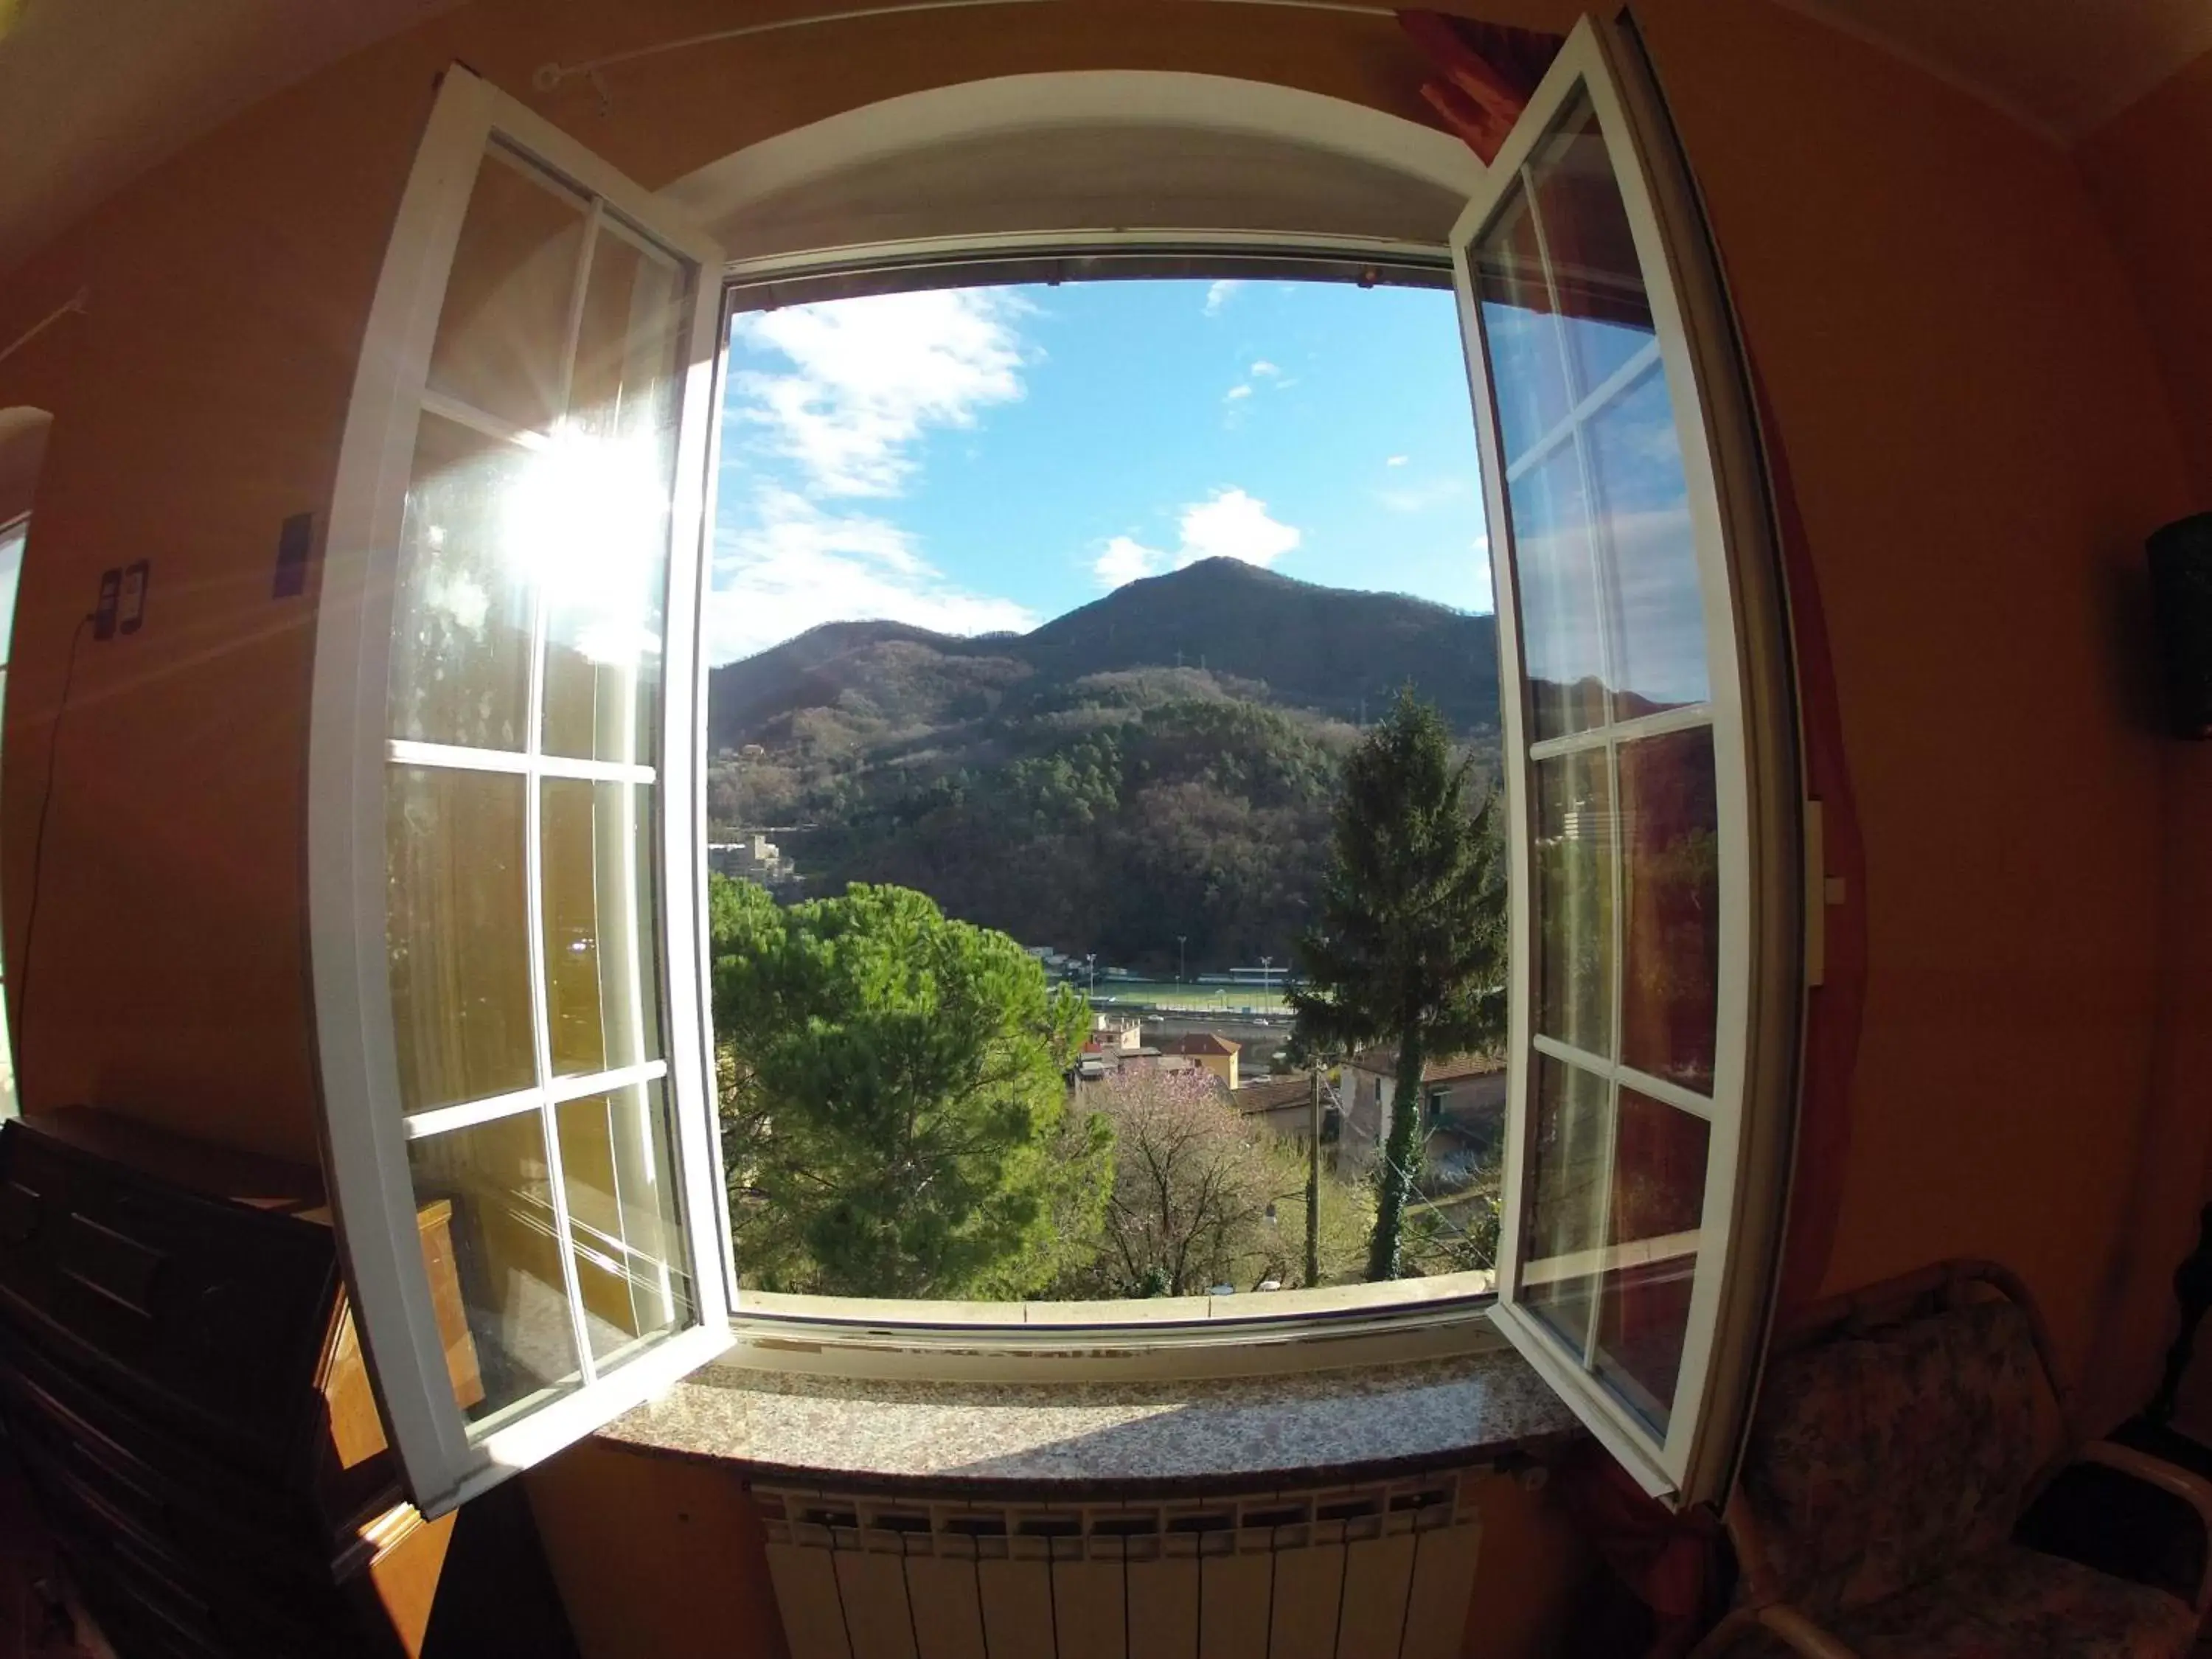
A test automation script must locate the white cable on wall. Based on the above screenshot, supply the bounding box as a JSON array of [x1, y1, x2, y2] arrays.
[[0, 289, 88, 368]]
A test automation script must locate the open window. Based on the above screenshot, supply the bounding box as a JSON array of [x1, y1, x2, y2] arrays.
[[310, 67, 732, 1514], [310, 18, 1798, 1518], [1456, 18, 1799, 1503]]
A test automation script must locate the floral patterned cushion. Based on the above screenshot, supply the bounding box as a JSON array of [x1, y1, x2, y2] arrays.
[[1712, 1544, 2199, 1659], [1738, 1298, 2060, 1616]]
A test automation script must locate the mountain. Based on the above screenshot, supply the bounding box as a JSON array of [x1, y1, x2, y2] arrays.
[[706, 558, 1499, 754], [704, 560, 1501, 976]]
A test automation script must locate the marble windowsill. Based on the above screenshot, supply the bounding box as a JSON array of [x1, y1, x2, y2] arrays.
[[594, 1346, 1583, 1496]]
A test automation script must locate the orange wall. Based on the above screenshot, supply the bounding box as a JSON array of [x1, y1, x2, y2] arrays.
[[2074, 47, 2212, 1425], [1634, 0, 2192, 1411], [0, 0, 2203, 1650]]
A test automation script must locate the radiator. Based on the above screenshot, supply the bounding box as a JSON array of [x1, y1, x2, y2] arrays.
[[754, 1469, 1484, 1659]]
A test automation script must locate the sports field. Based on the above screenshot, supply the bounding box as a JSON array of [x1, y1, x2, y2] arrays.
[[1080, 978, 1291, 1013]]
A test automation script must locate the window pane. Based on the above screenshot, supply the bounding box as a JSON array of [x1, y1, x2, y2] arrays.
[[1587, 366, 1708, 722], [555, 1081, 695, 1363], [1618, 728, 1720, 1093], [542, 225, 686, 765], [1533, 749, 1613, 1054], [541, 779, 662, 1078], [1508, 445, 1607, 741], [1520, 1054, 1611, 1354], [1526, 100, 1654, 400], [428, 146, 589, 435], [408, 1110, 583, 1427], [1593, 1090, 1710, 1432], [0, 519, 24, 664], [389, 765, 535, 1113], [1472, 186, 1571, 467], [390, 414, 534, 750]]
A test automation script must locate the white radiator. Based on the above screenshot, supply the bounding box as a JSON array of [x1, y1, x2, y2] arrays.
[[754, 1470, 1484, 1659]]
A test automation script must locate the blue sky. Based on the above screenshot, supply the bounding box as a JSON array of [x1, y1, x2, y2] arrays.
[[708, 277, 1492, 665]]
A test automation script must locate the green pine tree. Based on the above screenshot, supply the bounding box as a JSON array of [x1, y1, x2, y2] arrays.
[[711, 876, 1111, 1298], [1290, 689, 1507, 1281]]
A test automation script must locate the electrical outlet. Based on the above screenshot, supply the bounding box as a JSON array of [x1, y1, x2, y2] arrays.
[[93, 568, 119, 640], [119, 560, 149, 634]]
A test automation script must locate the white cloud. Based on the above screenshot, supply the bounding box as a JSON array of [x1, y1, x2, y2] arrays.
[[711, 487, 1037, 662], [1376, 476, 1470, 514], [1093, 535, 1161, 589], [729, 289, 1029, 498], [1093, 487, 1302, 588], [1250, 360, 1281, 378], [1385, 454, 1410, 467], [1203, 279, 1242, 316], [1224, 383, 1253, 402]]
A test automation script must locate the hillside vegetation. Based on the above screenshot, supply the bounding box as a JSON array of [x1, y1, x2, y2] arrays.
[[708, 558, 1500, 972]]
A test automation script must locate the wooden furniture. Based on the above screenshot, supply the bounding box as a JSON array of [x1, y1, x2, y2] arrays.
[[0, 1107, 478, 1659], [1692, 1259, 2212, 1659]]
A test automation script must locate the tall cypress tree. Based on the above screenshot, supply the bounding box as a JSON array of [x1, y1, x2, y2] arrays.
[[1290, 689, 1507, 1281]]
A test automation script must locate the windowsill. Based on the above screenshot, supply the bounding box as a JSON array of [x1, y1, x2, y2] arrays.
[[593, 1328, 1582, 1495]]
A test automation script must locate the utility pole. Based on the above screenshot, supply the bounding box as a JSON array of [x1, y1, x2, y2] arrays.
[[1085, 953, 1096, 1001], [1307, 1063, 1323, 1288], [1177, 936, 1187, 985]]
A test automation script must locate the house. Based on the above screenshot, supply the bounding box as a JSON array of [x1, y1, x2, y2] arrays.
[[706, 832, 786, 883], [1230, 1071, 1336, 1149], [1155, 1031, 1241, 1090], [1339, 1050, 1509, 1176], [4, 4, 2212, 1657], [1091, 1012, 1144, 1053]]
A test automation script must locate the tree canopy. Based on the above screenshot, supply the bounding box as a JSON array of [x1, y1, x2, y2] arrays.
[[1290, 689, 1507, 1281], [711, 876, 1110, 1298]]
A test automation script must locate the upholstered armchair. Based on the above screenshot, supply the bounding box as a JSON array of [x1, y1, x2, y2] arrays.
[[1694, 1260, 2212, 1659]]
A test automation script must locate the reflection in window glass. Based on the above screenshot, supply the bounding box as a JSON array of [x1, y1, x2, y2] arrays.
[[1533, 751, 1613, 1054], [540, 779, 661, 1079], [1476, 88, 1731, 1422], [1618, 729, 1719, 1093], [1587, 367, 1705, 721], [390, 415, 535, 750], [0, 516, 22, 1121], [543, 223, 686, 767], [428, 147, 590, 436], [1506, 444, 1608, 740], [388, 766, 535, 1113], [1593, 1090, 1709, 1430], [408, 1110, 582, 1426], [381, 136, 703, 1432], [1522, 1054, 1610, 1353], [556, 1082, 696, 1363]]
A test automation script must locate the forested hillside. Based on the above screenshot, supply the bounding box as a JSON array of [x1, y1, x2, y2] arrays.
[[707, 559, 1500, 971]]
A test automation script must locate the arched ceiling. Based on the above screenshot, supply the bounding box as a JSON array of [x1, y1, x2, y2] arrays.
[[1, 0, 2207, 273]]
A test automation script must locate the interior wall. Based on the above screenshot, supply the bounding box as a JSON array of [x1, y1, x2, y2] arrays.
[[0, 0, 2199, 1646], [1631, 0, 2191, 1411], [2074, 45, 2212, 1428]]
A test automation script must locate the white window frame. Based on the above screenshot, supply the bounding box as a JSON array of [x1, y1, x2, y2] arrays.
[[1453, 17, 1800, 1505], [310, 65, 734, 1517], [306, 26, 1799, 1502]]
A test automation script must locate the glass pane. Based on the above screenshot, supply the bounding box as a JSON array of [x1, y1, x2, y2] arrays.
[[390, 413, 535, 750], [542, 224, 686, 765], [1587, 366, 1708, 721], [1533, 750, 1613, 1054], [555, 1081, 696, 1363], [0, 519, 24, 664], [389, 765, 535, 1113], [1520, 1055, 1611, 1353], [408, 1110, 582, 1427], [1507, 445, 1607, 740], [1593, 1090, 1711, 1431], [1618, 728, 1720, 1093], [1472, 185, 1571, 466], [541, 779, 663, 1078], [1526, 100, 1655, 400], [428, 146, 589, 435]]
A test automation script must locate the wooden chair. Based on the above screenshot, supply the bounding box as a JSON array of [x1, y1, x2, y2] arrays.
[[1692, 1260, 2212, 1659]]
